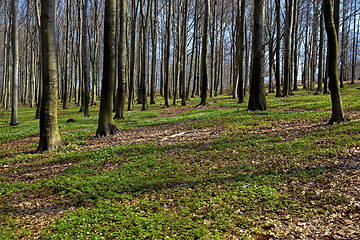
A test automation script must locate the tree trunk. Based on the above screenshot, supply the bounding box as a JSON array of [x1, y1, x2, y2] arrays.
[[38, 0, 64, 151], [188, 0, 198, 100], [139, 0, 152, 111], [198, 0, 210, 106], [96, 0, 118, 137], [247, 0, 266, 111], [150, 0, 158, 105], [114, 0, 128, 119], [127, 0, 139, 111], [209, 0, 217, 99], [163, 0, 172, 108], [82, 0, 90, 117], [351, 0, 357, 84], [173, 1, 182, 106], [317, 10, 324, 92], [323, 0, 345, 124], [282, 0, 294, 97], [62, 0, 70, 109], [10, 0, 19, 126], [181, 0, 189, 106], [236, 0, 246, 103], [275, 0, 281, 97]]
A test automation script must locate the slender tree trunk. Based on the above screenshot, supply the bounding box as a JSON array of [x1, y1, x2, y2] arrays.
[[317, 10, 325, 92], [351, 0, 357, 84], [292, 8, 299, 92], [237, 0, 246, 103], [290, 0, 298, 94], [323, 53, 329, 94], [339, 0, 346, 89], [114, 0, 128, 119], [150, 0, 158, 105], [209, 0, 217, 99], [198, 0, 210, 106], [163, 0, 172, 108], [34, 0, 42, 119], [1, 21, 9, 108], [188, 0, 198, 100], [282, 0, 294, 97], [38, 0, 64, 151], [127, 0, 139, 111], [275, 0, 281, 97], [181, 0, 189, 106], [96, 0, 118, 137], [323, 0, 345, 124], [302, 1, 310, 90], [10, 0, 19, 126], [173, 1, 182, 106], [139, 0, 152, 111], [82, 0, 90, 116], [247, 0, 266, 110], [191, 27, 199, 98], [62, 0, 70, 109]]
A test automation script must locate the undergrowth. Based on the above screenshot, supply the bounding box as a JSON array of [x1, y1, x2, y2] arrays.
[[0, 84, 359, 239]]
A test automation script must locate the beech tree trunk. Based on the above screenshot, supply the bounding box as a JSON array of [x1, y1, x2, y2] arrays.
[[163, 0, 172, 108], [150, 0, 158, 105], [114, 0, 127, 119], [83, 0, 90, 117], [181, 0, 189, 106], [236, 0, 246, 103], [282, 0, 294, 97], [62, 0, 70, 109], [38, 0, 64, 152], [247, 0, 266, 111], [139, 0, 152, 111], [323, 0, 345, 124], [317, 11, 324, 92], [275, 0, 281, 97], [10, 0, 19, 126], [127, 0, 139, 111], [198, 0, 210, 106], [96, 0, 118, 137]]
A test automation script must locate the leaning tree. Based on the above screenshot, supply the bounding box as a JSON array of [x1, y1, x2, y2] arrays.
[[323, 0, 345, 124]]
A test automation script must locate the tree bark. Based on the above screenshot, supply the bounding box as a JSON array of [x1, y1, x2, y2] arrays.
[[247, 0, 266, 111], [282, 0, 294, 97], [323, 0, 345, 124], [181, 0, 189, 106], [38, 0, 64, 152], [83, 0, 90, 117], [317, 10, 325, 92], [150, 0, 158, 105], [236, 0, 246, 103], [114, 0, 128, 119], [96, 0, 118, 137], [163, 0, 172, 108], [275, 0, 281, 97], [209, 0, 217, 99], [198, 0, 210, 106], [10, 0, 19, 126], [139, 0, 152, 111], [127, 0, 139, 111], [62, 0, 70, 109]]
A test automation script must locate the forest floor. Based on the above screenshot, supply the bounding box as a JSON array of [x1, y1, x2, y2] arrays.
[[0, 84, 360, 239]]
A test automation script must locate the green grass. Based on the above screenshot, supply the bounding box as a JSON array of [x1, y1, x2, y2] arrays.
[[0, 84, 360, 239]]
